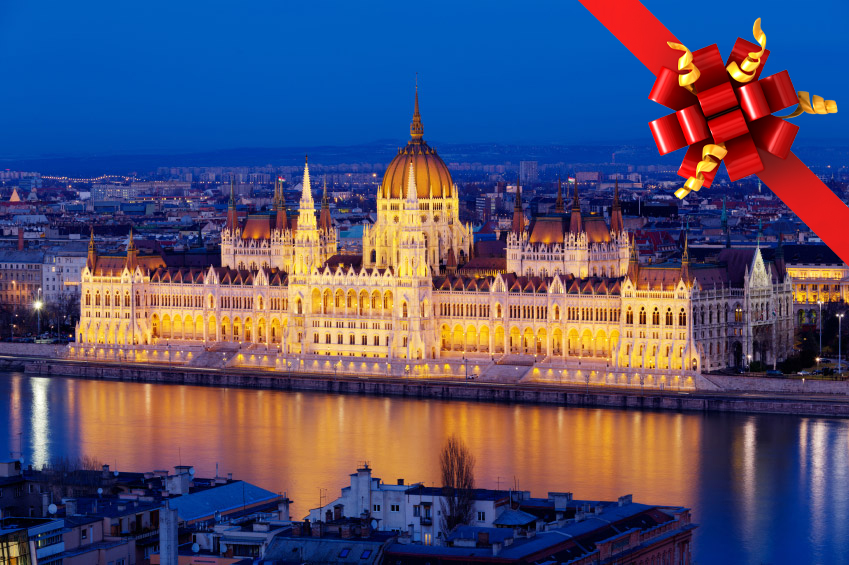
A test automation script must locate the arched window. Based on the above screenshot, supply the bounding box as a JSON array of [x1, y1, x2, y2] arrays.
[[554, 305, 560, 321], [105, 293, 110, 307], [402, 302, 408, 318], [373, 336, 380, 346], [257, 296, 263, 310], [95, 292, 101, 306], [361, 335, 368, 346], [85, 292, 91, 306], [735, 306, 743, 322], [496, 304, 502, 318], [125, 292, 130, 307], [639, 308, 646, 325], [665, 308, 673, 325], [296, 299, 303, 314], [626, 307, 633, 325], [679, 308, 687, 326], [652, 308, 659, 325]]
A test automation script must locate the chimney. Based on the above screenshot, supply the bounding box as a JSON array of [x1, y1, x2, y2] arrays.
[[492, 542, 502, 556], [594, 505, 604, 515], [303, 519, 311, 537], [551, 492, 573, 511], [64, 499, 77, 516], [102, 464, 111, 479], [159, 500, 178, 565], [477, 531, 490, 546], [292, 522, 302, 536], [333, 504, 343, 521], [278, 496, 292, 522], [341, 524, 353, 539], [397, 479, 405, 486], [17, 226, 23, 251], [618, 494, 633, 507]]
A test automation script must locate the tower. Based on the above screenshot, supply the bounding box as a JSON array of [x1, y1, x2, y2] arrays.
[[398, 159, 428, 278], [226, 178, 239, 231], [512, 176, 525, 235], [86, 227, 97, 271], [555, 176, 564, 214], [319, 176, 332, 233], [125, 227, 138, 272], [569, 177, 582, 234], [293, 156, 321, 274], [609, 177, 624, 233]]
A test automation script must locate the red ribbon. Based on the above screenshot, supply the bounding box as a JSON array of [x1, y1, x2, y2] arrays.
[[578, 0, 849, 265]]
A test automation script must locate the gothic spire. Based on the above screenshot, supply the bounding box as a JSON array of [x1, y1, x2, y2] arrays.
[[610, 176, 624, 233], [555, 175, 564, 214], [226, 177, 239, 230], [569, 176, 582, 234], [319, 175, 333, 232], [410, 77, 423, 141], [512, 175, 524, 235], [86, 226, 97, 271], [275, 175, 288, 231]]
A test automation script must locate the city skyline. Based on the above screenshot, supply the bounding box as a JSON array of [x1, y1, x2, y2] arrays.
[[0, 1, 847, 157]]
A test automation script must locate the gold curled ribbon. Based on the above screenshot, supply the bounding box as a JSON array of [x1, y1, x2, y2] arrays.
[[675, 143, 728, 199], [778, 91, 838, 118], [668, 42, 700, 94], [726, 18, 766, 83]]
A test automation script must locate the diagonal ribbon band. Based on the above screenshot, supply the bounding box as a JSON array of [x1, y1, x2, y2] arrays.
[[578, 0, 849, 266]]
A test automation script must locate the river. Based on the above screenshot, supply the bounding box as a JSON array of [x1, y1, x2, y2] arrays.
[[1, 372, 847, 564]]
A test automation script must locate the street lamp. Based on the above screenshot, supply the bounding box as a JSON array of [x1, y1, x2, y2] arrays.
[[838, 313, 845, 376], [818, 300, 823, 359], [34, 298, 43, 337], [747, 354, 752, 372]]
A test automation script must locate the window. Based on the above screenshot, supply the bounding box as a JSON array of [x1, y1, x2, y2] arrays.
[[373, 504, 381, 512], [81, 528, 88, 540], [390, 504, 400, 512], [339, 549, 350, 558], [360, 550, 372, 559], [477, 511, 486, 521], [413, 505, 421, 517]]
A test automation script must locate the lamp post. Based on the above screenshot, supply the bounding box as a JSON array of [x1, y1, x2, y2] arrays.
[[818, 300, 823, 359], [34, 294, 43, 337], [838, 313, 844, 376]]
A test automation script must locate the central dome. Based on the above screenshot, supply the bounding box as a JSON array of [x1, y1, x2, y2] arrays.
[[379, 88, 453, 199]]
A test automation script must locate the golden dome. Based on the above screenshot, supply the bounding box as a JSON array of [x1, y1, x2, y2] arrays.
[[379, 87, 453, 199]]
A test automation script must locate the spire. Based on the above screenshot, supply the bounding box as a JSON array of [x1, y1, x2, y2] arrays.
[[555, 176, 564, 214], [410, 77, 423, 141], [297, 155, 317, 231], [627, 235, 639, 280], [275, 175, 288, 231], [126, 226, 138, 271], [569, 176, 582, 234], [226, 177, 239, 230], [86, 226, 97, 271], [406, 158, 419, 204], [272, 176, 279, 212], [609, 176, 624, 233], [512, 175, 524, 235], [681, 227, 690, 282], [757, 218, 763, 246], [319, 175, 333, 232]]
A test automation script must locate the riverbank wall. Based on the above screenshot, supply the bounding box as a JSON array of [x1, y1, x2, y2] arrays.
[[22, 359, 849, 418]]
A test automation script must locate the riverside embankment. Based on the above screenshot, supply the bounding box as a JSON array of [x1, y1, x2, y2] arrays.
[[21, 357, 849, 418]]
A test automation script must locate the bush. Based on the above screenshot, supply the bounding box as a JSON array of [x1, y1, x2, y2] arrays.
[[749, 361, 767, 373]]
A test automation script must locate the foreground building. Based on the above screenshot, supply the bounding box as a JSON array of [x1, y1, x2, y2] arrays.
[[74, 90, 794, 384]]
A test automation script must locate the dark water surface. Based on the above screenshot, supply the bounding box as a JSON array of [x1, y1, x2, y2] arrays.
[[2, 372, 847, 564]]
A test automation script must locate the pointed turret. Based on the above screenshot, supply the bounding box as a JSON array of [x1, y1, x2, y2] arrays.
[[555, 176, 564, 214], [86, 227, 97, 271], [512, 175, 525, 235], [275, 175, 288, 231], [410, 78, 423, 142], [298, 155, 317, 230], [319, 175, 332, 232], [609, 177, 624, 233], [681, 226, 690, 282], [226, 177, 239, 230], [126, 227, 138, 271], [569, 177, 582, 234], [627, 235, 639, 281]]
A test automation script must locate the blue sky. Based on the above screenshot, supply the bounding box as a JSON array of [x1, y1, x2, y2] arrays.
[[0, 0, 846, 156]]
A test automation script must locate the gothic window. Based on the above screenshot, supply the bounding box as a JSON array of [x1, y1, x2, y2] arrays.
[[349, 334, 355, 345], [402, 303, 408, 318], [338, 334, 343, 344], [325, 333, 331, 344], [85, 292, 91, 306], [679, 308, 687, 326], [361, 335, 368, 346], [496, 304, 502, 318], [626, 307, 633, 325], [373, 336, 380, 346], [734, 306, 743, 322], [105, 294, 110, 307], [95, 292, 100, 306], [652, 308, 659, 325], [666, 308, 673, 325], [639, 308, 646, 325], [313, 333, 319, 343]]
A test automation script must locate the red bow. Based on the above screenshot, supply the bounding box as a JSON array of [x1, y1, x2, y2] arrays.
[[648, 40, 800, 189]]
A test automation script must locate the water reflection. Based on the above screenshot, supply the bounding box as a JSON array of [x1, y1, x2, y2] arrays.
[[1, 373, 848, 564]]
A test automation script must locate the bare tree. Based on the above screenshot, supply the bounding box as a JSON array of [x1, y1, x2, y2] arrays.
[[439, 435, 476, 535], [42, 455, 104, 500]]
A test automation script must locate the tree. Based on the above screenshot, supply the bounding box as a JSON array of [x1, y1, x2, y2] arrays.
[[439, 435, 476, 535]]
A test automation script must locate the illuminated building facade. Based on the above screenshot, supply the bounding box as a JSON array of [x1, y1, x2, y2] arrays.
[[782, 243, 849, 325], [75, 92, 794, 375]]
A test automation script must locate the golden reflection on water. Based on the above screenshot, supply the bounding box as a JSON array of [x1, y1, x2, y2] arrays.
[[7, 375, 701, 518]]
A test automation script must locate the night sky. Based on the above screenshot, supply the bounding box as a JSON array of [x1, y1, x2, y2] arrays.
[[0, 0, 846, 156]]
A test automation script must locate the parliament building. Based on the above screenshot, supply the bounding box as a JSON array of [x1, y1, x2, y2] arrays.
[[74, 90, 795, 383]]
